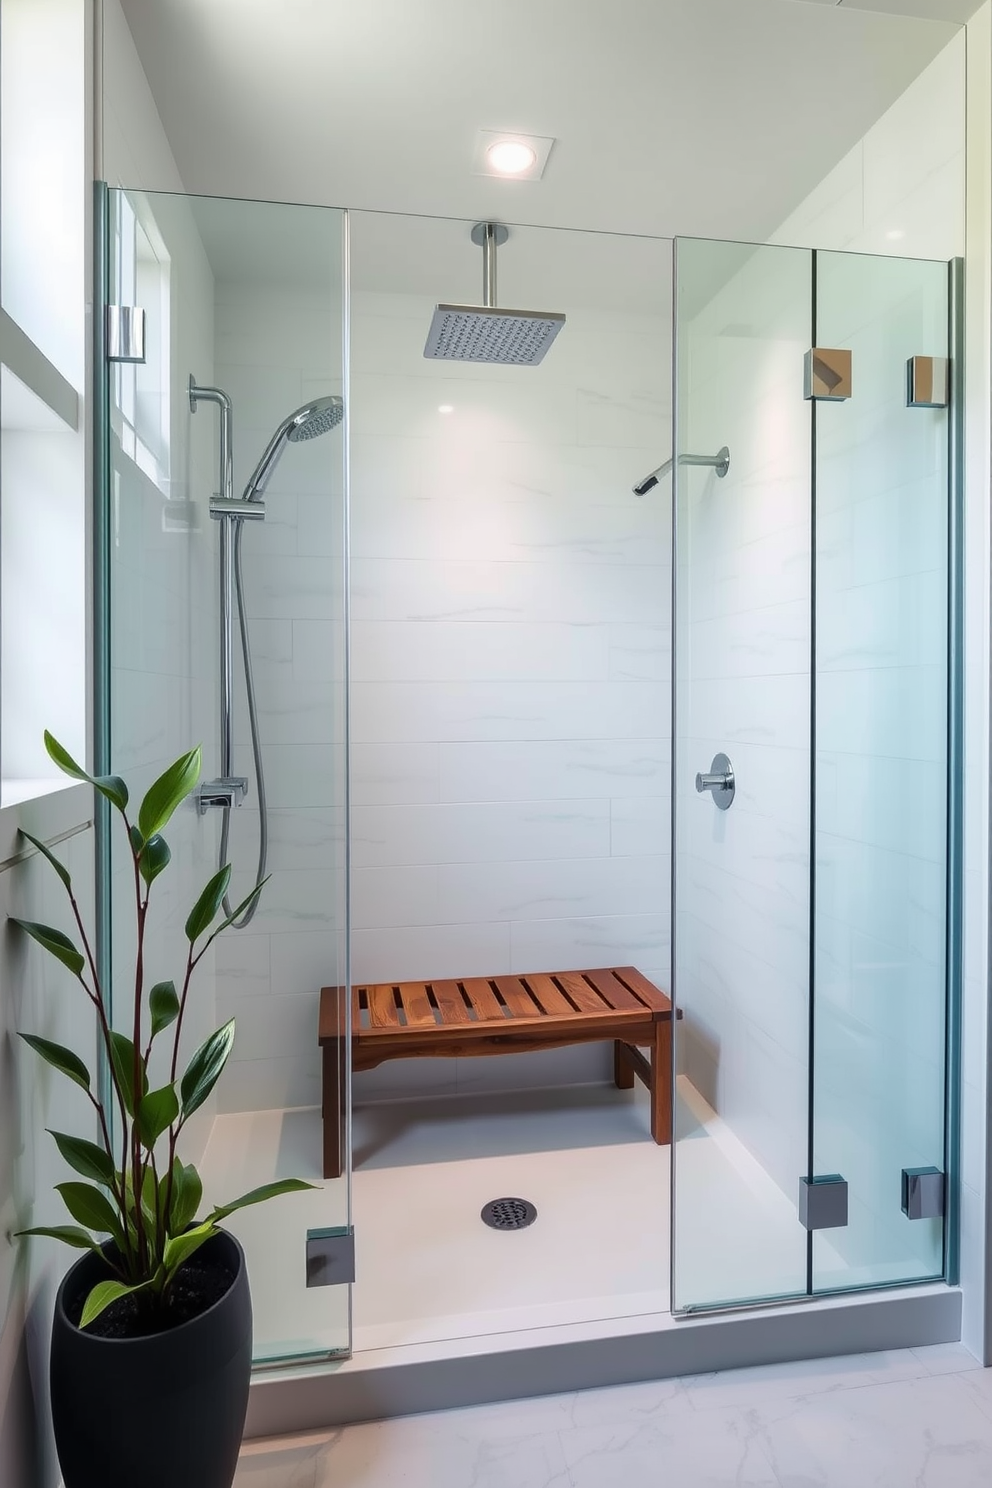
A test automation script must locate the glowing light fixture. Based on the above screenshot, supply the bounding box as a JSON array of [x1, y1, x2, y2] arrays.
[[473, 130, 554, 181], [438, 404, 454, 414], [487, 140, 537, 175]]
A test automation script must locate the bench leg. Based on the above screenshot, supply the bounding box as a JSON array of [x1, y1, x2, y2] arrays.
[[322, 1037, 344, 1180], [650, 1020, 672, 1146], [614, 1039, 635, 1090]]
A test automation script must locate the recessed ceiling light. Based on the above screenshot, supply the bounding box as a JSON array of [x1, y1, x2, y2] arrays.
[[886, 229, 905, 241], [473, 130, 554, 181], [487, 140, 536, 175], [438, 404, 454, 414]]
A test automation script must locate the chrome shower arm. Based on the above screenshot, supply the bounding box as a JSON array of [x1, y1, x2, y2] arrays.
[[633, 445, 731, 495]]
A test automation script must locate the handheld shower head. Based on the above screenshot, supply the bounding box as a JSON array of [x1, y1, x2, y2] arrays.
[[244, 395, 344, 500]]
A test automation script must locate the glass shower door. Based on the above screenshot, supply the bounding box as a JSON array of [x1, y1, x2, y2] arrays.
[[671, 236, 813, 1312], [98, 187, 352, 1364], [670, 237, 954, 1313], [811, 251, 951, 1292]]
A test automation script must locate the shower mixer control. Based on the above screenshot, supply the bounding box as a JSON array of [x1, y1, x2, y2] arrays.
[[695, 753, 735, 810], [194, 777, 249, 815]]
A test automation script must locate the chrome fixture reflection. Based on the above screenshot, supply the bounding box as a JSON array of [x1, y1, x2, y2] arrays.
[[189, 376, 343, 928], [695, 753, 735, 810], [424, 221, 566, 366], [633, 446, 730, 496]]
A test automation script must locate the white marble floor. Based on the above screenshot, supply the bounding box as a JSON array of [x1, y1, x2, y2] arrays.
[[235, 1344, 992, 1487]]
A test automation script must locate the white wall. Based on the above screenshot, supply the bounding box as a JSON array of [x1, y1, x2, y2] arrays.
[[958, 0, 991, 1362], [348, 233, 671, 1103], [0, 791, 95, 1488]]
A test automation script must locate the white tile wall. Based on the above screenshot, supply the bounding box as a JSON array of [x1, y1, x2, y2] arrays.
[[349, 269, 671, 1101], [211, 253, 347, 1113]]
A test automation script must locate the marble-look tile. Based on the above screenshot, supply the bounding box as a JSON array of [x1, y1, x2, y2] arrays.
[[759, 1372, 992, 1488], [560, 1413, 779, 1487], [436, 853, 667, 924], [351, 620, 612, 684], [439, 740, 669, 804], [350, 680, 669, 744], [312, 1417, 572, 1488], [351, 800, 611, 869]]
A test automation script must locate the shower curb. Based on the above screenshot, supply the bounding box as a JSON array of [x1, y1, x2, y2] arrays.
[[244, 1283, 961, 1435]]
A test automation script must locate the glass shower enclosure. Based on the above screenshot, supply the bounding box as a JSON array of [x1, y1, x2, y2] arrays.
[[671, 237, 958, 1312], [94, 188, 960, 1369]]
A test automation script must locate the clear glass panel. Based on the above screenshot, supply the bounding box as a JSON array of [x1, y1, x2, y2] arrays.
[[672, 237, 812, 1311], [812, 251, 949, 1291], [102, 189, 350, 1363]]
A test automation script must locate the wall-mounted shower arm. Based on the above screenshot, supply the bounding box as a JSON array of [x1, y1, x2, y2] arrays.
[[633, 445, 731, 495]]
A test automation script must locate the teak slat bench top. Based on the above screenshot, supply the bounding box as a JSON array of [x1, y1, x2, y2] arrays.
[[318, 966, 674, 1178], [319, 965, 672, 1045]]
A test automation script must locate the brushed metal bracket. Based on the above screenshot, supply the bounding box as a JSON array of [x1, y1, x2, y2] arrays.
[[306, 1226, 356, 1287], [907, 356, 949, 408], [799, 1174, 848, 1230], [804, 347, 851, 401], [902, 1167, 945, 1220]]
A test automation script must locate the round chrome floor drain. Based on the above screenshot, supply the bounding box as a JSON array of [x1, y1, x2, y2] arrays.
[[481, 1197, 537, 1231]]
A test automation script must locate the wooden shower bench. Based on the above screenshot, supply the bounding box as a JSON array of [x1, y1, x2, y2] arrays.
[[318, 966, 673, 1179]]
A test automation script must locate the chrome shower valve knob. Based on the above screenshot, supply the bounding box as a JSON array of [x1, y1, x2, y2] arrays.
[[695, 753, 735, 809]]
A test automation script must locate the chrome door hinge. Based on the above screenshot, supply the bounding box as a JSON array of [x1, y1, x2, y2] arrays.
[[106, 305, 146, 363]]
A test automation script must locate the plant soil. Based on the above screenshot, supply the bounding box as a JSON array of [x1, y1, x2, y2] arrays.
[[68, 1258, 236, 1339]]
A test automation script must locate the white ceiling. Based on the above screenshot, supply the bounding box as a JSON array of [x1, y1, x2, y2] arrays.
[[117, 0, 963, 245]]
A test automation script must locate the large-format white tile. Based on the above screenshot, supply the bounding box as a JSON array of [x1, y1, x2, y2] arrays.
[[352, 620, 612, 684], [349, 743, 440, 810], [351, 680, 669, 743], [436, 854, 667, 924], [439, 740, 669, 804], [351, 801, 611, 868], [351, 920, 512, 984]]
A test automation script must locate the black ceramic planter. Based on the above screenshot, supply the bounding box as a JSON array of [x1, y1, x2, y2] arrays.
[[50, 1230, 252, 1488]]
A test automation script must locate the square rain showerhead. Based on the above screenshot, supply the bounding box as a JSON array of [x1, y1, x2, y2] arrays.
[[424, 303, 565, 366]]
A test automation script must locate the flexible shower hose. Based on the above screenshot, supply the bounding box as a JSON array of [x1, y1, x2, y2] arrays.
[[218, 515, 268, 928]]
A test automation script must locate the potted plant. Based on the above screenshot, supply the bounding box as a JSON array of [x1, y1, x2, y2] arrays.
[[14, 733, 313, 1488]]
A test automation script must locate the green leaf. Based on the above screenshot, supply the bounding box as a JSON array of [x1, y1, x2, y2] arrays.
[[56, 1182, 123, 1241], [11, 920, 84, 978], [149, 981, 180, 1038], [163, 1221, 216, 1277], [136, 1084, 179, 1148], [15, 1224, 103, 1253], [19, 831, 72, 893], [184, 865, 232, 943], [179, 1021, 235, 1118], [43, 732, 129, 813], [128, 824, 144, 854], [108, 1031, 147, 1118], [211, 877, 269, 938], [137, 747, 201, 843], [138, 834, 171, 887], [48, 1131, 115, 1187], [79, 1279, 145, 1330], [19, 1034, 91, 1092], [168, 1160, 203, 1235], [208, 1178, 315, 1224]]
